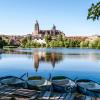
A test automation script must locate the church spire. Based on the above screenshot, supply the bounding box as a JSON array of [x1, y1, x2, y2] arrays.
[[34, 20, 39, 35], [52, 24, 56, 30]]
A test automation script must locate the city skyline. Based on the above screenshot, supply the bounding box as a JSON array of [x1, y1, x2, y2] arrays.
[[0, 0, 100, 36]]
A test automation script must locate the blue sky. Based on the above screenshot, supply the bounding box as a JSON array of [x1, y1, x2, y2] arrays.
[[0, 0, 100, 36]]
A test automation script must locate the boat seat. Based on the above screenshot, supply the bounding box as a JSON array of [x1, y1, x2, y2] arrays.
[[52, 79, 70, 85], [28, 79, 45, 86]]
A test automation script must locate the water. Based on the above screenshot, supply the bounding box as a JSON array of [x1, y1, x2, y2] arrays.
[[0, 48, 100, 83]]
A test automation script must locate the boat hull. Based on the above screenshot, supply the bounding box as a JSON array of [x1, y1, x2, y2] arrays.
[[51, 76, 76, 93], [53, 84, 76, 93], [0, 76, 26, 88], [77, 85, 100, 98], [76, 79, 100, 98], [27, 84, 51, 91], [27, 78, 51, 91]]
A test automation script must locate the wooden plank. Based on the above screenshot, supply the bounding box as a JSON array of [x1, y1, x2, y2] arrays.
[[0, 96, 12, 100], [0, 85, 8, 89], [70, 93, 77, 100], [85, 96, 92, 100], [37, 91, 45, 99], [91, 97, 96, 100], [50, 92, 61, 100], [49, 92, 56, 100], [59, 93, 67, 100], [13, 90, 37, 98], [30, 93, 39, 100], [40, 91, 51, 100], [64, 93, 71, 100], [95, 98, 100, 100], [0, 87, 16, 96], [16, 88, 36, 92], [73, 93, 86, 100], [54, 93, 62, 100]]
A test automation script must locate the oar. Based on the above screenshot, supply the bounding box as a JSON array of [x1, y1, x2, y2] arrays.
[[74, 77, 78, 83], [48, 73, 52, 81], [26, 72, 29, 79], [21, 72, 29, 88], [49, 73, 53, 93], [19, 72, 27, 79]]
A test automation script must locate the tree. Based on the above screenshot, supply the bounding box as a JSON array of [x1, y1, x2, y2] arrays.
[[57, 34, 63, 41], [0, 37, 3, 48], [44, 35, 49, 43], [44, 35, 51, 43], [87, 2, 100, 21], [80, 40, 89, 48], [20, 37, 27, 47], [8, 38, 15, 46]]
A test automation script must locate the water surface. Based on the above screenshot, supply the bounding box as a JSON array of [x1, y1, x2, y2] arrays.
[[0, 48, 100, 83]]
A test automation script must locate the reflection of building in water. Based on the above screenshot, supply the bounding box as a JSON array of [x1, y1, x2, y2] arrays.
[[33, 51, 63, 72], [0, 54, 1, 60], [34, 52, 39, 72]]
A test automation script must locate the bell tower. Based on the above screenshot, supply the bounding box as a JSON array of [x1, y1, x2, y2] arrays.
[[34, 20, 39, 35], [52, 24, 56, 35]]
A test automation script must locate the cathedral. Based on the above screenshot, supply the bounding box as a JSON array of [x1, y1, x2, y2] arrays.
[[32, 20, 65, 39]]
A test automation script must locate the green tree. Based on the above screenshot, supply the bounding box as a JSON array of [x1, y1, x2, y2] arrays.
[[64, 40, 70, 48], [58, 41, 64, 47], [90, 38, 100, 49], [20, 37, 28, 47], [0, 37, 3, 48], [87, 2, 100, 20], [44, 35, 49, 43], [57, 34, 63, 41], [44, 35, 51, 43], [80, 40, 89, 48]]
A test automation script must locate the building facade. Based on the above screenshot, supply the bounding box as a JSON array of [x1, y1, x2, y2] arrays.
[[32, 20, 65, 39]]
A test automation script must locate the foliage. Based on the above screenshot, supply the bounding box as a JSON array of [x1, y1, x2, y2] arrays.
[[1, 35, 100, 49], [80, 38, 100, 49], [87, 2, 100, 20], [0, 37, 7, 48], [80, 40, 90, 48], [44, 35, 51, 43]]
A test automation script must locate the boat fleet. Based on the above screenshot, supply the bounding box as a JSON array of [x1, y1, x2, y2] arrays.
[[0, 73, 100, 98]]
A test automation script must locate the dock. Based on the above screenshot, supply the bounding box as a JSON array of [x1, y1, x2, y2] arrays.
[[0, 85, 99, 100]]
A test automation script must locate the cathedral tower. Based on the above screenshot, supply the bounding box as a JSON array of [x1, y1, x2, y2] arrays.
[[34, 20, 39, 35], [52, 24, 56, 35]]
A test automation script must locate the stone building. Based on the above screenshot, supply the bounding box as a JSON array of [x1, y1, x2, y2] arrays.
[[32, 20, 65, 39]]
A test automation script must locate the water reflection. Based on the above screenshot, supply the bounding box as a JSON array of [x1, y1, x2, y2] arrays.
[[33, 51, 64, 72], [0, 48, 100, 82], [64, 53, 100, 61], [0, 54, 1, 60]]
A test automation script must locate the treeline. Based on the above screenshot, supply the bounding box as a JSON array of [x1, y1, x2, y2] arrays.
[[0, 37, 7, 48], [44, 35, 81, 48], [20, 35, 81, 48], [20, 36, 45, 48], [0, 36, 19, 48], [0, 35, 100, 49], [21, 35, 100, 49], [80, 38, 100, 49]]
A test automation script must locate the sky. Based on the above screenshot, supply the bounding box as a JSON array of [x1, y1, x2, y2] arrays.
[[0, 0, 100, 36]]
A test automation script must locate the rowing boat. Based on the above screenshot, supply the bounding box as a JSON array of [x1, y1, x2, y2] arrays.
[[0, 76, 26, 88], [27, 76, 51, 91], [76, 79, 100, 98], [51, 76, 76, 93]]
